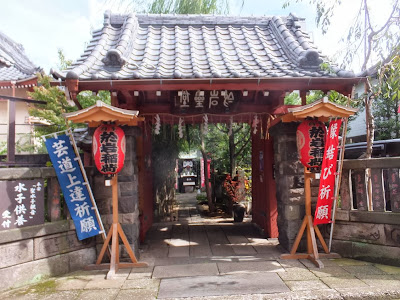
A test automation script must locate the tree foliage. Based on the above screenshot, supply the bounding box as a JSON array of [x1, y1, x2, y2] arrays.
[[284, 0, 400, 71], [148, 0, 229, 14], [28, 49, 111, 143], [177, 123, 251, 175], [372, 54, 400, 140], [284, 0, 400, 160], [28, 74, 77, 137], [284, 90, 354, 106]]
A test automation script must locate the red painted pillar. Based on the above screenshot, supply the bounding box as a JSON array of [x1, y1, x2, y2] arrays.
[[264, 137, 278, 238], [251, 133, 278, 238]]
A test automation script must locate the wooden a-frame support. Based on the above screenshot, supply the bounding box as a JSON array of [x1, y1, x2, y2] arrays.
[[280, 167, 340, 268], [86, 175, 147, 278]]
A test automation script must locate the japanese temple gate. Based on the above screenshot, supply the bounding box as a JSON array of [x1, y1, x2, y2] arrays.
[[52, 13, 363, 251]]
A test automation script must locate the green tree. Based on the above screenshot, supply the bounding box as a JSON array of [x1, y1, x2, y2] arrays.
[[148, 0, 229, 14], [372, 54, 400, 140], [284, 90, 353, 106], [145, 0, 230, 212], [28, 74, 77, 137], [284, 0, 400, 157]]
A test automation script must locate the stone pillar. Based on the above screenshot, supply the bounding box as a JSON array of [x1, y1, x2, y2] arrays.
[[118, 126, 141, 258], [270, 122, 305, 251]]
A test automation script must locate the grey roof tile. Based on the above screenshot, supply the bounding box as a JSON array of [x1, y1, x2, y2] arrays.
[[0, 31, 41, 81], [52, 13, 355, 81]]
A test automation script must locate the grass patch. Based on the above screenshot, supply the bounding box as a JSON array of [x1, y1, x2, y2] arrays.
[[13, 279, 58, 296]]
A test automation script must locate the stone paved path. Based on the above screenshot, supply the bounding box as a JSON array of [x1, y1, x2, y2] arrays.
[[2, 192, 400, 299]]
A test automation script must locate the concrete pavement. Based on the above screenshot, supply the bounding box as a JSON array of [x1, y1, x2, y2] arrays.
[[1, 192, 400, 299]]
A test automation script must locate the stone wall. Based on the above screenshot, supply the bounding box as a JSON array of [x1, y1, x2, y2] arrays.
[[332, 210, 400, 266], [0, 167, 96, 291], [330, 158, 400, 266], [0, 126, 142, 291], [0, 221, 96, 291]]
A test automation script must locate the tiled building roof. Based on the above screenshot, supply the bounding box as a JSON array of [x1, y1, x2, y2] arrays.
[[0, 31, 40, 81], [52, 12, 355, 81]]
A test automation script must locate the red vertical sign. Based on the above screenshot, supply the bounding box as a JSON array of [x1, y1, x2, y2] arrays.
[[314, 119, 342, 225]]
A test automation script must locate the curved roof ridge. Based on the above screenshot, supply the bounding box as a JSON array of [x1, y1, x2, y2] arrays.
[[0, 31, 40, 81], [51, 12, 356, 81]]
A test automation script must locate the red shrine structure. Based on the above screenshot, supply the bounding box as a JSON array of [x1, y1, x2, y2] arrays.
[[52, 12, 363, 248]]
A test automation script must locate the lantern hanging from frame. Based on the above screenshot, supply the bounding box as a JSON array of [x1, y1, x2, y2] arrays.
[[296, 119, 326, 169], [93, 123, 126, 175]]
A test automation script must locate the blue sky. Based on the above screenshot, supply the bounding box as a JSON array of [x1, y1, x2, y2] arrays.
[[0, 0, 390, 73]]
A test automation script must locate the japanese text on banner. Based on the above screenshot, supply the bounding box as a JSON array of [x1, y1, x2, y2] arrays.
[[45, 134, 101, 240], [314, 119, 342, 225]]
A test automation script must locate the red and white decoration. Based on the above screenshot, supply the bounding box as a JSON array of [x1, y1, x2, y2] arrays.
[[296, 119, 326, 168], [154, 114, 161, 135], [314, 119, 342, 225], [252, 115, 259, 134], [93, 124, 126, 175], [178, 117, 184, 138]]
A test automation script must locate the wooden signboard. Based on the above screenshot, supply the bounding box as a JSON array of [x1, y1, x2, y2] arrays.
[[371, 169, 385, 211], [388, 168, 400, 212], [173, 90, 240, 113], [340, 170, 351, 210], [0, 180, 44, 231], [353, 170, 368, 211]]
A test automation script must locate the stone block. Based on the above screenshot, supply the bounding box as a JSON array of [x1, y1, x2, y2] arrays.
[[119, 161, 134, 176], [283, 204, 301, 221], [278, 220, 303, 251], [289, 188, 304, 197], [120, 240, 140, 259], [92, 175, 112, 199], [41, 167, 57, 178], [122, 126, 140, 137], [279, 161, 302, 176], [125, 137, 135, 155], [0, 239, 33, 268], [334, 222, 385, 245], [335, 209, 350, 221], [311, 186, 319, 197], [121, 223, 139, 244], [119, 195, 138, 213], [292, 175, 305, 188], [0, 167, 41, 180], [68, 247, 96, 271], [330, 239, 353, 257], [34, 231, 95, 260], [96, 197, 111, 214], [0, 220, 69, 244], [384, 224, 400, 247], [122, 209, 139, 224], [118, 175, 135, 182], [278, 141, 298, 161], [0, 252, 69, 291], [119, 182, 135, 197], [270, 122, 297, 139]]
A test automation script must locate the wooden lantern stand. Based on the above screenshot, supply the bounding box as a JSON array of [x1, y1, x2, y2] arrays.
[[279, 98, 357, 268], [64, 101, 147, 278], [91, 175, 147, 277], [280, 168, 339, 268]]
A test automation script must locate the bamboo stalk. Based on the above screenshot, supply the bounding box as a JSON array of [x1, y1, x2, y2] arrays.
[[329, 117, 348, 251], [67, 128, 108, 242]]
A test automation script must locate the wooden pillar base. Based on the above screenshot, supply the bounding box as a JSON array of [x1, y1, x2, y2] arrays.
[[280, 214, 341, 268], [85, 222, 148, 278], [280, 168, 341, 268]]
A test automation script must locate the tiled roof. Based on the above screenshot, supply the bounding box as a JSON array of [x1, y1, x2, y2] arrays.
[[0, 31, 40, 81], [52, 12, 355, 81]]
